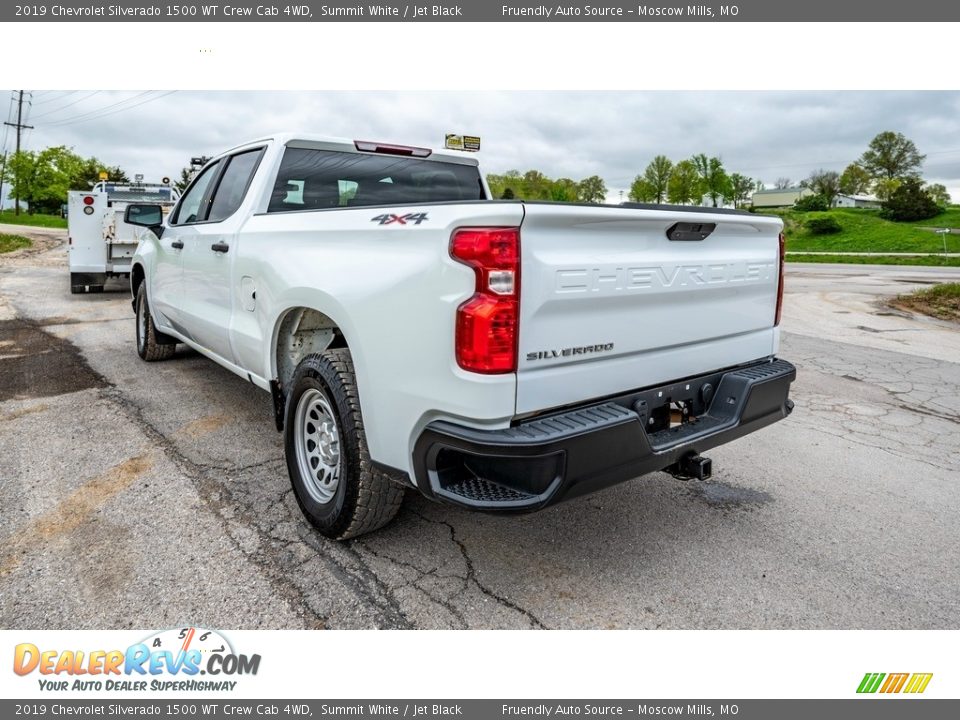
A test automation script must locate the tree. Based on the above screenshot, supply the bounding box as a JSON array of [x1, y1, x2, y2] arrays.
[[728, 173, 756, 209], [2, 151, 37, 212], [774, 177, 792, 189], [5, 146, 88, 215], [486, 170, 610, 203], [839, 164, 872, 196], [550, 178, 579, 202], [642, 155, 673, 204], [859, 131, 925, 180], [925, 183, 951, 208], [577, 175, 607, 204], [174, 167, 193, 193], [880, 177, 940, 221], [628, 175, 656, 203], [100, 165, 130, 184], [805, 169, 841, 208], [74, 159, 129, 189], [1, 144, 128, 213], [692, 153, 730, 207], [794, 194, 829, 212], [485, 170, 522, 200], [873, 177, 902, 202], [522, 170, 553, 200], [667, 160, 701, 205]]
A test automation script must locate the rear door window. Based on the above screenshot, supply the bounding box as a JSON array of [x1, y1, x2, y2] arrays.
[[208, 148, 264, 222], [267, 147, 485, 213]]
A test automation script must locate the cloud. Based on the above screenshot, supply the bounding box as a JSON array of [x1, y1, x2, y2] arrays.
[[7, 90, 960, 200]]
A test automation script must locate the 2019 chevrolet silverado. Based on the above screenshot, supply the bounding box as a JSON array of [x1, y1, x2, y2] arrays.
[[126, 134, 795, 539]]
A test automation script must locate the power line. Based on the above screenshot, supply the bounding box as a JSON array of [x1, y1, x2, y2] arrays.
[[29, 90, 101, 120], [3, 90, 34, 216], [31, 90, 78, 106], [46, 91, 177, 127], [1, 94, 13, 152], [38, 91, 154, 126]]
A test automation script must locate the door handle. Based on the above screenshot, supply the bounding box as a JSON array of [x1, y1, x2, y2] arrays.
[[211, 242, 229, 253], [171, 240, 184, 249]]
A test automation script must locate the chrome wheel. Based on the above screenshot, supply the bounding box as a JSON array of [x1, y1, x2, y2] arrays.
[[294, 388, 341, 504]]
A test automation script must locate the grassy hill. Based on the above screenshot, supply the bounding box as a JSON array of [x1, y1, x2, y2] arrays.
[[771, 206, 960, 254], [0, 211, 67, 229]]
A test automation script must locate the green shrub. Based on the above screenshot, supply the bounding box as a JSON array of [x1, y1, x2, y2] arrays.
[[794, 194, 829, 212], [880, 178, 941, 221], [805, 216, 842, 235]]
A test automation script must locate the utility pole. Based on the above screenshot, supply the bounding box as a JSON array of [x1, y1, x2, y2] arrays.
[[4, 90, 34, 216], [0, 152, 6, 216]]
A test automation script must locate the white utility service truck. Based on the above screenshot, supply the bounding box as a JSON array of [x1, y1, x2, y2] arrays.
[[124, 134, 796, 539], [67, 179, 180, 293]]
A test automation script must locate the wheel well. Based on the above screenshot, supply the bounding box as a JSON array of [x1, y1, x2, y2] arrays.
[[131, 264, 145, 298], [274, 307, 348, 393]]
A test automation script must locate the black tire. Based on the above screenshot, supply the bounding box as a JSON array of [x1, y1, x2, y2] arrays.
[[135, 283, 177, 361], [284, 349, 404, 539]]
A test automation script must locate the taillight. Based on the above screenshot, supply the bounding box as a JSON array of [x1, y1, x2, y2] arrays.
[[775, 231, 785, 326], [450, 227, 520, 373], [82, 196, 94, 205]]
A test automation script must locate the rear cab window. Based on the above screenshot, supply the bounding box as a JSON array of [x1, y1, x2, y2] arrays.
[[267, 147, 485, 213]]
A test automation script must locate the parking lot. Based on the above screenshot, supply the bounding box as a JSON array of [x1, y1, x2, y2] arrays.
[[1, 223, 958, 630]]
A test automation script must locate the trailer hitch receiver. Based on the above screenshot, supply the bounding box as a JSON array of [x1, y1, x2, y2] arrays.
[[667, 453, 713, 481]]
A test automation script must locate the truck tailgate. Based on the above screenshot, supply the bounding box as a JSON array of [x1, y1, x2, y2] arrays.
[[516, 204, 783, 415]]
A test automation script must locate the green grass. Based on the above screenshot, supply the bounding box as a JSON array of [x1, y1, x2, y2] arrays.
[[787, 253, 960, 267], [0, 233, 32, 253], [0, 210, 67, 229], [894, 282, 960, 322], [774, 206, 960, 253]]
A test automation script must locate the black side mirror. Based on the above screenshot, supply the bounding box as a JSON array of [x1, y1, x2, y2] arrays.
[[124, 204, 164, 231]]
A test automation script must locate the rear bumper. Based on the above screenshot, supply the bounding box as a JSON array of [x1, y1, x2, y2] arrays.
[[412, 358, 796, 512]]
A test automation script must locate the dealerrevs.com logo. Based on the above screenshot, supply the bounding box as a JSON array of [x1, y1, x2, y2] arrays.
[[13, 627, 260, 693], [857, 672, 933, 694]]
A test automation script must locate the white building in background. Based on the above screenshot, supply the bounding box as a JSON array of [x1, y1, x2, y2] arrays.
[[833, 194, 881, 209], [751, 187, 814, 208]]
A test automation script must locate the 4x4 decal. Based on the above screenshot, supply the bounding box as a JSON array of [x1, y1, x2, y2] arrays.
[[371, 212, 429, 226]]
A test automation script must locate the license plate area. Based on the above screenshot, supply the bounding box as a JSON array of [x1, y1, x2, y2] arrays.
[[620, 369, 725, 436]]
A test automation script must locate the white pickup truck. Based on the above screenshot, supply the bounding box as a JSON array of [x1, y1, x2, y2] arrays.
[[126, 133, 795, 539]]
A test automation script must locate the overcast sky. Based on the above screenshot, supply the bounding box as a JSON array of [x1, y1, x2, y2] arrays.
[[4, 90, 960, 205]]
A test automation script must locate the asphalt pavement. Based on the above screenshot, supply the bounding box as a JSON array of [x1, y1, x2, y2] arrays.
[[1, 226, 958, 629]]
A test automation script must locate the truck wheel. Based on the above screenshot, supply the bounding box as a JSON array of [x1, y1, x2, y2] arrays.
[[135, 284, 176, 361], [284, 349, 404, 539]]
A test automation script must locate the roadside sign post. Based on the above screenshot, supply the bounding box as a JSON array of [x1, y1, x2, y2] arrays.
[[937, 228, 950, 255]]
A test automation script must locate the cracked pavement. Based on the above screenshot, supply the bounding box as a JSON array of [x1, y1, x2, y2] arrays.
[[1, 231, 959, 630]]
